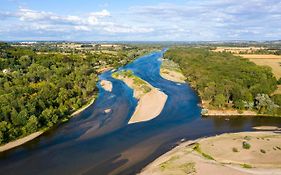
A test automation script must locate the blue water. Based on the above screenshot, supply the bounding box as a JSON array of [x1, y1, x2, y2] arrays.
[[1, 50, 281, 175]]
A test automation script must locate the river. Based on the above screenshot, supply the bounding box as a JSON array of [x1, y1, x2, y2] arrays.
[[1, 50, 281, 175]]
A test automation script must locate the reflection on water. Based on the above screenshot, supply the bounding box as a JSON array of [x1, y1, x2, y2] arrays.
[[1, 50, 281, 175]]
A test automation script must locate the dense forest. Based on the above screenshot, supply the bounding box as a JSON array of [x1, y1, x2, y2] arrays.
[[165, 48, 281, 116], [0, 42, 145, 144]]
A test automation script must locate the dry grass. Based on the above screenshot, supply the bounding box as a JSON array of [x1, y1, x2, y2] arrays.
[[213, 47, 265, 54], [237, 54, 281, 59]]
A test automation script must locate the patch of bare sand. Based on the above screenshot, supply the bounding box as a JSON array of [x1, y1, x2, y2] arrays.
[[114, 74, 167, 124], [201, 100, 259, 116], [0, 131, 43, 152], [160, 68, 186, 83], [100, 80, 113, 92], [129, 89, 167, 124], [203, 109, 257, 116], [253, 126, 281, 131], [140, 132, 281, 175]]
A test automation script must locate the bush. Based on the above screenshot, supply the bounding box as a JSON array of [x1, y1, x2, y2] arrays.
[[242, 164, 252, 168], [242, 141, 251, 149], [260, 149, 266, 154], [278, 78, 281, 85]]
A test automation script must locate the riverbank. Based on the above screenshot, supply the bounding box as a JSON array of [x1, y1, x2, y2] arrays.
[[159, 59, 261, 117], [164, 48, 281, 117], [0, 131, 44, 152], [139, 131, 281, 175], [0, 96, 97, 152], [100, 80, 113, 92], [160, 59, 186, 83], [112, 70, 167, 124]]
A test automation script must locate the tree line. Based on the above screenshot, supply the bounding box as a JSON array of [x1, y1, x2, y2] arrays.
[[165, 47, 281, 116], [0, 42, 142, 144]]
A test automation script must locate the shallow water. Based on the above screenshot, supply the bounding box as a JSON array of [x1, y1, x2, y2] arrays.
[[1, 50, 281, 175]]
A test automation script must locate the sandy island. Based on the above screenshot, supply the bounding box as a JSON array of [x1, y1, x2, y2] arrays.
[[100, 80, 113, 92], [140, 131, 281, 175], [112, 70, 167, 124]]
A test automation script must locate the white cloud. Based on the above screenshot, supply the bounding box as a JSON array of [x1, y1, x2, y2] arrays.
[[127, 0, 281, 40], [0, 8, 153, 34], [0, 0, 280, 41]]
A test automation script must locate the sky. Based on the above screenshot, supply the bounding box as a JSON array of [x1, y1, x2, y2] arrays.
[[0, 0, 280, 41]]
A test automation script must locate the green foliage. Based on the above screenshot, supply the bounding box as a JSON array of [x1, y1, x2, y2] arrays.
[[112, 70, 152, 94], [255, 94, 279, 114], [241, 164, 252, 168], [242, 141, 251, 149], [193, 143, 215, 160], [0, 43, 140, 144], [212, 94, 226, 107], [165, 48, 280, 115], [277, 78, 281, 85]]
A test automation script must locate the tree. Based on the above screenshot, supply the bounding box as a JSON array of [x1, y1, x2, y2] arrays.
[[255, 94, 279, 114], [213, 94, 226, 107], [24, 115, 38, 133]]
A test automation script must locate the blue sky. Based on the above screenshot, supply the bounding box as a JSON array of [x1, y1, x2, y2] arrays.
[[0, 0, 280, 41]]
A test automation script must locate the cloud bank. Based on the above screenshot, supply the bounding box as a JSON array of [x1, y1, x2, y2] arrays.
[[0, 0, 280, 41]]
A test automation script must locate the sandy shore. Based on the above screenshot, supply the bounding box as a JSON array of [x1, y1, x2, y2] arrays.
[[160, 68, 185, 83], [113, 72, 167, 124], [100, 80, 113, 92], [0, 131, 44, 152], [203, 109, 257, 116], [140, 131, 281, 175], [71, 97, 96, 117], [160, 59, 186, 83], [0, 96, 96, 152]]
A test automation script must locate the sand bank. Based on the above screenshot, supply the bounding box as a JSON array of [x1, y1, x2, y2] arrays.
[[129, 88, 167, 124], [160, 59, 186, 83], [160, 68, 185, 83], [100, 80, 113, 92], [202, 109, 257, 116], [0, 131, 43, 152], [112, 70, 167, 124], [140, 131, 281, 175]]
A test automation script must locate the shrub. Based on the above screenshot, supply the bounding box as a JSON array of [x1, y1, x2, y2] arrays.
[[242, 164, 252, 168], [278, 78, 281, 85], [242, 141, 251, 149], [244, 136, 251, 141], [260, 149, 266, 154]]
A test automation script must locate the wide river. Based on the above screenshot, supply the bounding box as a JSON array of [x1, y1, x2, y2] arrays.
[[1, 50, 281, 175]]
